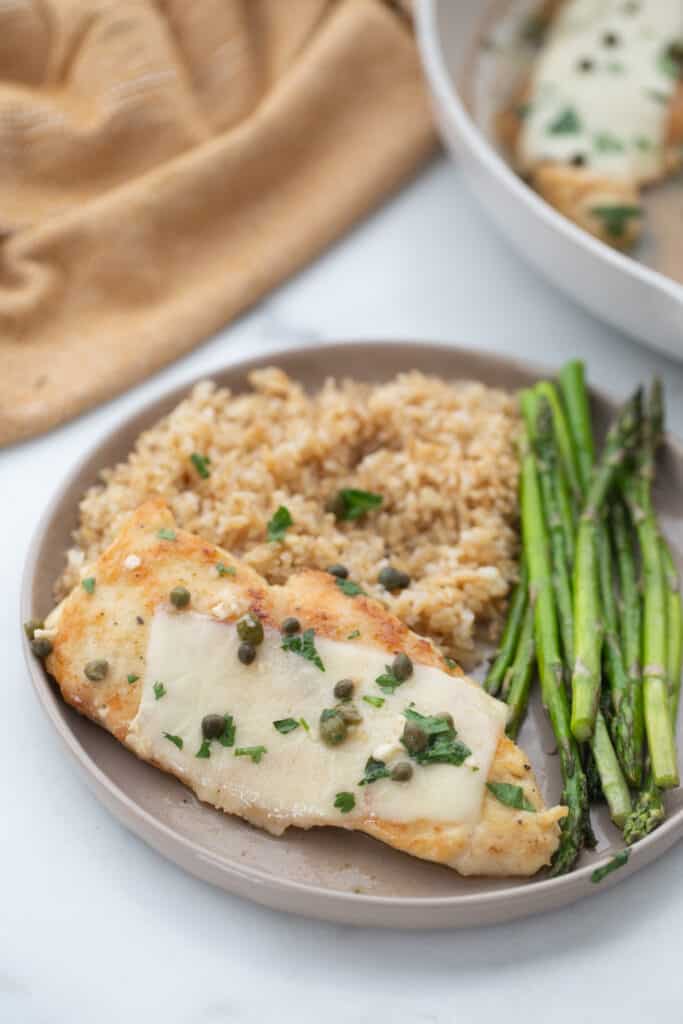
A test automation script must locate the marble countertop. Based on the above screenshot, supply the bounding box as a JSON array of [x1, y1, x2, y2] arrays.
[[4, 157, 683, 1024]]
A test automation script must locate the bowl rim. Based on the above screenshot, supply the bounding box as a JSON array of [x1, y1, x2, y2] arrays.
[[414, 0, 683, 308], [19, 339, 683, 924]]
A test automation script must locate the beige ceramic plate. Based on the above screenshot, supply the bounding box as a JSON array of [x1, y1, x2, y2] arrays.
[[21, 342, 683, 928]]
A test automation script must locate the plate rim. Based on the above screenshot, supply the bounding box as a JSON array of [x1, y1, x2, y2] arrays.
[[21, 339, 683, 928]]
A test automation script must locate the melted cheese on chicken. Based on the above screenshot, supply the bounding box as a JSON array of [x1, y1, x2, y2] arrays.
[[127, 610, 508, 833], [520, 0, 682, 183]]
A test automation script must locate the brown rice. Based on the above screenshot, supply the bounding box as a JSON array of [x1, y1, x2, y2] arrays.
[[58, 368, 521, 664]]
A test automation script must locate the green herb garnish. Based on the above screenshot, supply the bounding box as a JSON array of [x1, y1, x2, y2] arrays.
[[153, 681, 167, 700], [273, 718, 300, 734], [299, 717, 310, 732], [332, 488, 383, 521], [358, 757, 392, 786], [127, 674, 139, 684], [375, 668, 405, 695], [336, 578, 366, 597], [267, 505, 293, 542], [634, 136, 653, 151], [216, 562, 236, 577], [218, 714, 236, 747], [444, 657, 458, 670], [81, 577, 96, 594], [657, 48, 680, 79], [547, 107, 581, 134], [486, 781, 536, 813], [590, 204, 642, 237], [190, 453, 211, 479], [234, 745, 267, 764], [334, 792, 356, 814], [347, 629, 361, 640], [157, 528, 176, 541], [402, 708, 471, 767], [593, 132, 624, 153], [644, 88, 669, 104], [591, 849, 630, 884], [281, 628, 325, 671], [163, 732, 183, 750], [195, 739, 211, 758], [363, 695, 385, 709]]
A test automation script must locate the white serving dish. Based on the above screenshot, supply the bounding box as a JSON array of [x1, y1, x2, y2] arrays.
[[416, 0, 683, 361]]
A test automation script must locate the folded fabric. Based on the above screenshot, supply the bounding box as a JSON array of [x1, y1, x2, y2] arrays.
[[0, 0, 435, 446]]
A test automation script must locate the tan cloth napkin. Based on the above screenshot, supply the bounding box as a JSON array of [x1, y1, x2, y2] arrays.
[[0, 0, 435, 446]]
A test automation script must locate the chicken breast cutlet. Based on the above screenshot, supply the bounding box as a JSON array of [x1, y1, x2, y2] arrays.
[[38, 500, 565, 877]]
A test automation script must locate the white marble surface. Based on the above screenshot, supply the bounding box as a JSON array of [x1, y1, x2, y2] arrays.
[[4, 157, 683, 1023]]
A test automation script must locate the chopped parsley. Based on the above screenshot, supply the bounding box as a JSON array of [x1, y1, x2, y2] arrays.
[[591, 849, 630, 884], [375, 668, 405, 695], [81, 577, 96, 594], [195, 739, 211, 759], [218, 714, 236, 748], [644, 87, 669, 104], [234, 745, 267, 764], [657, 48, 680, 79], [444, 657, 458, 670], [334, 792, 356, 814], [190, 453, 211, 479], [486, 781, 536, 813], [590, 204, 642, 238], [363, 695, 385, 709], [402, 708, 471, 767], [335, 578, 366, 597], [547, 107, 581, 134], [299, 717, 310, 732], [358, 757, 392, 786], [347, 629, 361, 640], [157, 528, 176, 541], [273, 718, 300, 734], [331, 488, 383, 521], [153, 681, 167, 700], [127, 674, 140, 684], [163, 732, 183, 750], [216, 562, 236, 577], [593, 132, 624, 153], [281, 628, 325, 671], [267, 505, 293, 542]]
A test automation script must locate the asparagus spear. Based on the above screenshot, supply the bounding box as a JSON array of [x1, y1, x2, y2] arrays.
[[622, 383, 678, 788], [503, 601, 535, 740], [535, 381, 579, 567], [598, 524, 640, 785], [570, 389, 642, 741], [520, 430, 591, 874], [611, 499, 644, 777], [484, 559, 529, 697], [559, 360, 595, 494]]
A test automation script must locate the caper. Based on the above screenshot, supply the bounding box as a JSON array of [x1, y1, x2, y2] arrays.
[[378, 566, 411, 591], [170, 586, 191, 609], [333, 678, 355, 700], [336, 703, 362, 725], [327, 564, 349, 579], [30, 637, 53, 659], [84, 659, 109, 682], [24, 618, 44, 641], [392, 652, 413, 682], [402, 720, 428, 754], [238, 642, 256, 665], [319, 709, 347, 746], [437, 711, 455, 729], [281, 616, 300, 635], [391, 761, 414, 782], [236, 614, 264, 646], [202, 714, 226, 739]]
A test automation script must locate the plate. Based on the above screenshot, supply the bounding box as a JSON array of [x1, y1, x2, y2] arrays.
[[416, 0, 683, 362], [21, 341, 683, 928]]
